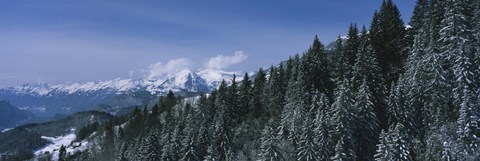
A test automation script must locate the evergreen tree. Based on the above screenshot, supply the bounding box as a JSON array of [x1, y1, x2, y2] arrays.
[[238, 72, 252, 123], [333, 35, 346, 83], [387, 83, 416, 136], [474, 0, 480, 86], [331, 136, 355, 161], [405, 0, 429, 49], [389, 124, 414, 161], [101, 123, 116, 160], [258, 120, 285, 161], [197, 95, 212, 159], [297, 114, 320, 161], [227, 75, 240, 126], [438, 0, 476, 108], [344, 23, 360, 71], [369, 0, 406, 87], [331, 79, 357, 161], [456, 87, 480, 155], [152, 104, 159, 116], [161, 90, 177, 113], [143, 105, 149, 118], [352, 26, 388, 130], [251, 68, 267, 118], [374, 130, 389, 161], [265, 65, 286, 119], [58, 144, 67, 161], [181, 103, 200, 161], [280, 62, 307, 160], [313, 93, 334, 160], [212, 81, 236, 161], [141, 130, 162, 161], [374, 124, 413, 161], [302, 35, 334, 99], [355, 77, 380, 161]]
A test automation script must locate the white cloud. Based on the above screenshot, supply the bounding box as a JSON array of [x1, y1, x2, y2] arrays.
[[205, 51, 248, 69], [144, 51, 247, 81], [146, 58, 192, 79]]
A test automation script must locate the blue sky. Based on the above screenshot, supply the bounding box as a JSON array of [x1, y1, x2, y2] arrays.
[[0, 0, 415, 87]]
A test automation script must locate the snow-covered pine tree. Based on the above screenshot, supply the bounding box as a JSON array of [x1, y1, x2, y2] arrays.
[[441, 140, 455, 161], [405, 0, 429, 49], [389, 123, 413, 161], [474, 0, 480, 85], [280, 59, 308, 160], [438, 0, 476, 108], [196, 94, 213, 159], [313, 93, 334, 160], [374, 130, 390, 161], [181, 103, 200, 161], [425, 0, 445, 47], [387, 83, 416, 135], [425, 45, 451, 124], [118, 142, 130, 161], [211, 81, 236, 161], [297, 113, 320, 161], [456, 87, 480, 157], [331, 79, 357, 161], [355, 77, 380, 161], [352, 26, 388, 130], [141, 130, 162, 161], [257, 119, 285, 161], [374, 124, 413, 161], [161, 125, 182, 161], [331, 136, 355, 161]]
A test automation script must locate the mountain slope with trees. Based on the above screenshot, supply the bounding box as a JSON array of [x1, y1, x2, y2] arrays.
[[2, 0, 480, 160]]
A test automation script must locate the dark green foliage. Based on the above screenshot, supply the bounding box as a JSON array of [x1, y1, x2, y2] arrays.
[[265, 65, 286, 119], [369, 0, 406, 87], [251, 68, 267, 119], [404, 0, 429, 50], [302, 35, 335, 99], [238, 73, 252, 123], [75, 122, 100, 142], [59, 145, 67, 161], [355, 78, 380, 161]]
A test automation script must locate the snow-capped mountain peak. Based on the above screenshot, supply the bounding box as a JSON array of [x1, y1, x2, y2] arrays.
[[160, 69, 210, 93]]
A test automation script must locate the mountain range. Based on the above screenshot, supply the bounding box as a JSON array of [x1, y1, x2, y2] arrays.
[[0, 69, 242, 118]]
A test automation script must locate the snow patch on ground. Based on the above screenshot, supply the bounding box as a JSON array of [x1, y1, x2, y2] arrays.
[[1, 128, 12, 133], [34, 129, 90, 161]]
